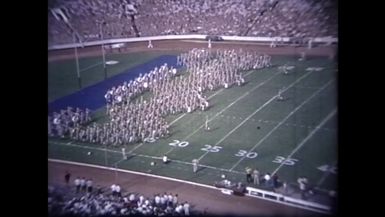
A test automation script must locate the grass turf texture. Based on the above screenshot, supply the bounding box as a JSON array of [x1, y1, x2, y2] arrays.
[[48, 54, 337, 196]]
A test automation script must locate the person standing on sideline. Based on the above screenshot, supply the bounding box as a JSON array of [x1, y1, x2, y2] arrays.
[[148, 40, 153, 48], [283, 182, 288, 195], [253, 169, 260, 185], [282, 65, 288, 75], [277, 88, 284, 101], [64, 171, 71, 186], [204, 115, 210, 131], [307, 38, 312, 50], [270, 39, 276, 48], [208, 39, 212, 49], [163, 155, 169, 164], [297, 177, 308, 199], [264, 173, 271, 187], [272, 174, 279, 189], [122, 148, 127, 160], [245, 167, 252, 183], [192, 159, 199, 173]]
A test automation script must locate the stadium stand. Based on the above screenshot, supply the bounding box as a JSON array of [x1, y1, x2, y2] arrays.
[[48, 0, 337, 45], [48, 184, 196, 216]]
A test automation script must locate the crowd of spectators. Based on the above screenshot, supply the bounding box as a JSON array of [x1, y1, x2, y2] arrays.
[[48, 0, 337, 45], [48, 184, 196, 216]]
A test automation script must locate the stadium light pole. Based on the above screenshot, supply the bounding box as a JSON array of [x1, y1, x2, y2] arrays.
[[99, 22, 107, 80], [73, 33, 82, 89], [115, 163, 118, 183], [104, 144, 108, 167]]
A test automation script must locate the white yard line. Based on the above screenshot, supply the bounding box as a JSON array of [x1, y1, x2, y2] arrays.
[[169, 69, 255, 126], [164, 70, 281, 155], [52, 141, 118, 153], [113, 142, 144, 166], [127, 143, 144, 154], [79, 61, 103, 72], [113, 158, 126, 167], [197, 71, 315, 162], [168, 114, 187, 126], [50, 141, 244, 175], [271, 108, 337, 176], [229, 79, 335, 171], [251, 118, 336, 132]]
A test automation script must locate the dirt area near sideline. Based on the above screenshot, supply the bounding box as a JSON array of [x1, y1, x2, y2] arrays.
[[48, 40, 337, 62], [49, 160, 327, 217]]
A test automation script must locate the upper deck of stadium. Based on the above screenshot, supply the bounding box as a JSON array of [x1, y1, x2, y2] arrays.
[[48, 0, 337, 46]]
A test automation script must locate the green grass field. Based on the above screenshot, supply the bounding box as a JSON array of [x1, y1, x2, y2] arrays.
[[48, 52, 337, 200], [48, 52, 172, 102]]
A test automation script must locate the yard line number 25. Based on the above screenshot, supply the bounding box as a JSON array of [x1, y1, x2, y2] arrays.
[[201, 144, 222, 152]]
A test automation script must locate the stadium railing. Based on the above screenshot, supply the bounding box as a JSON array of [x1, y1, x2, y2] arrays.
[[48, 35, 338, 51], [246, 186, 332, 214]]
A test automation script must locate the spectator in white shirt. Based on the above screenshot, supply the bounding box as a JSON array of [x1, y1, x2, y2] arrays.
[[129, 193, 135, 202], [86, 179, 93, 193], [264, 173, 271, 187], [154, 194, 160, 206], [183, 202, 190, 216], [175, 204, 183, 214], [139, 195, 145, 205], [115, 184, 121, 197], [110, 184, 117, 196], [80, 177, 86, 192], [172, 194, 178, 207], [167, 193, 173, 206], [74, 177, 81, 193], [160, 195, 166, 208]]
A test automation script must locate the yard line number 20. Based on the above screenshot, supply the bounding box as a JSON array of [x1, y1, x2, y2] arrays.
[[169, 140, 189, 147]]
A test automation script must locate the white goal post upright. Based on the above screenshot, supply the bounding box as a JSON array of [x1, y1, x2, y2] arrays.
[[98, 21, 107, 80], [73, 33, 81, 89]]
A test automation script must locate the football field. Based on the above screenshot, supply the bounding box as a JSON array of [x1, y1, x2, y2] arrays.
[[48, 52, 337, 206]]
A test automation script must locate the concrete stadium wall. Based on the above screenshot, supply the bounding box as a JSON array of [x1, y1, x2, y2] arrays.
[[48, 35, 338, 51]]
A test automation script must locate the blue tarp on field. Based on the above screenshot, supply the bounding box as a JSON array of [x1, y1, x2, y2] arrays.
[[48, 55, 180, 114]]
